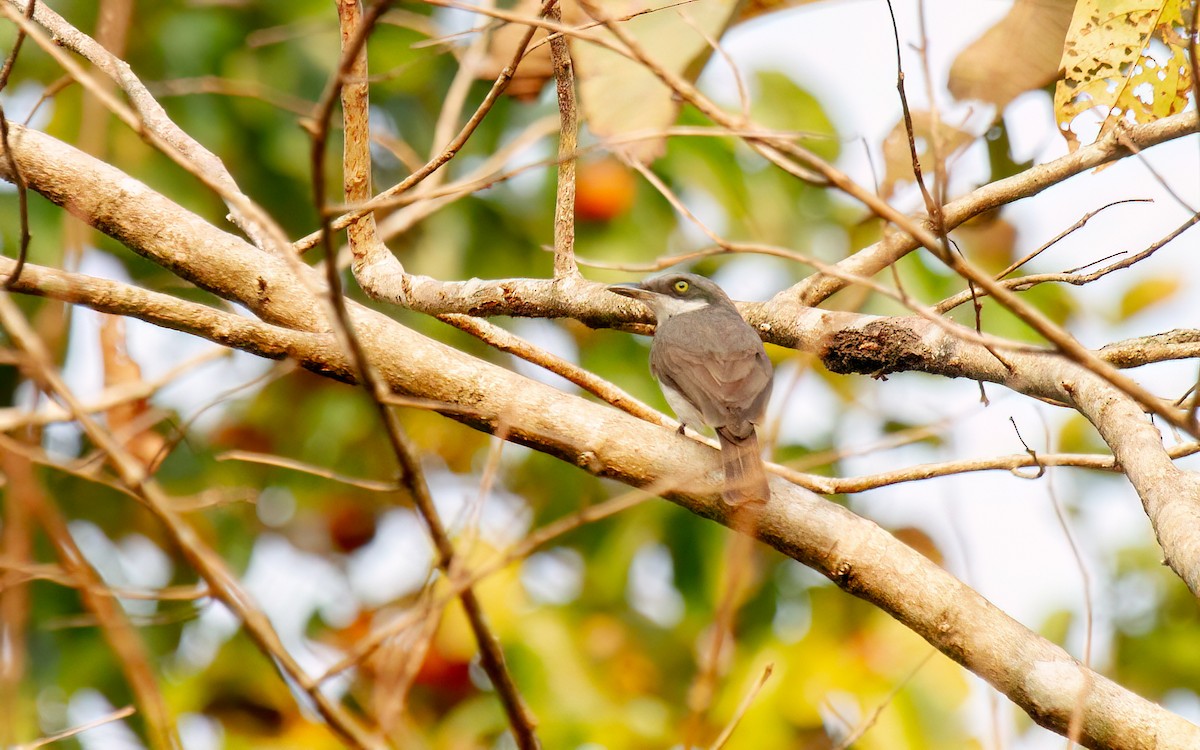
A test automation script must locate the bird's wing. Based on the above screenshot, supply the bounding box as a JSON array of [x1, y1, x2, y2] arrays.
[[651, 313, 772, 434]]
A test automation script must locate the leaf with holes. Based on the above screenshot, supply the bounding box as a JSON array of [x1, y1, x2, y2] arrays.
[[1054, 0, 1194, 151]]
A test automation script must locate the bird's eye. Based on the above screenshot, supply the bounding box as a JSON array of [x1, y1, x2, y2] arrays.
[[673, 280, 690, 294]]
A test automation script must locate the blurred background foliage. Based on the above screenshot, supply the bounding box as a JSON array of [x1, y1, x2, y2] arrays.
[[1, 1, 1197, 749]]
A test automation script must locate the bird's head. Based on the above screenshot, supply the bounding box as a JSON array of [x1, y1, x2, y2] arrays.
[[608, 273, 733, 321]]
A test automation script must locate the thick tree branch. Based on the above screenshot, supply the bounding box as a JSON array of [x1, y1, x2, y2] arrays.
[[1099, 330, 1200, 368], [11, 254, 1200, 495], [795, 311, 1200, 597], [1072, 376, 1200, 595], [2, 125, 1199, 748]]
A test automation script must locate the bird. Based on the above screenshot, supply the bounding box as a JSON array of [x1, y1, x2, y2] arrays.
[[609, 273, 774, 505]]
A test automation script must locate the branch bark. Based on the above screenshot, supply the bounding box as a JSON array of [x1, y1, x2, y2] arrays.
[[3, 124, 1199, 748]]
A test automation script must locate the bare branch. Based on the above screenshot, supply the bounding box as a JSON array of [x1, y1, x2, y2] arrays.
[[17, 705, 136, 750], [0, 295, 382, 748], [16, 474, 179, 750], [548, 3, 579, 279], [1099, 330, 1200, 368], [789, 110, 1199, 306], [936, 210, 1200, 314], [302, 0, 559, 255], [4, 117, 1200, 747], [327, 4, 540, 745], [708, 663, 772, 750], [0, 0, 286, 256]]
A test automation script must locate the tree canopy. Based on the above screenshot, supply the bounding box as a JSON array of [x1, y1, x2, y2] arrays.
[[1, 1, 1199, 749]]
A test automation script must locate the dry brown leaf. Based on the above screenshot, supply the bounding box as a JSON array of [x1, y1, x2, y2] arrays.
[[734, 0, 824, 25], [955, 211, 1018, 275], [100, 315, 167, 469], [879, 110, 974, 199], [572, 0, 744, 162], [948, 0, 1074, 109], [371, 604, 444, 734], [471, 0, 743, 162], [474, 0, 565, 101]]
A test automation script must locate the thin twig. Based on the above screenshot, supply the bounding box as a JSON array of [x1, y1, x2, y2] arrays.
[[1008, 417, 1045, 479], [0, 347, 229, 432], [439, 312, 674, 428], [0, 559, 209, 601], [427, 0, 494, 172], [0, 0, 34, 289], [707, 663, 773, 750], [18, 705, 136, 750], [216, 450, 403, 492], [995, 199, 1152, 280], [318, 485, 651, 681], [15, 451, 178, 748], [1114, 129, 1197, 214], [1044, 417, 1093, 749], [0, 295, 384, 749], [149, 75, 316, 117], [889, 0, 991, 386], [684, 528, 757, 748], [832, 650, 937, 749], [1051, 479, 1093, 748], [915, 0, 948, 210], [936, 210, 1200, 314], [297, 0, 559, 254], [885, 0, 938, 221], [145, 360, 295, 473], [0, 445, 33, 746], [679, 7, 749, 122]]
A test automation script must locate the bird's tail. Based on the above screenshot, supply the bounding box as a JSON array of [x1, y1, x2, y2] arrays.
[[717, 429, 769, 505]]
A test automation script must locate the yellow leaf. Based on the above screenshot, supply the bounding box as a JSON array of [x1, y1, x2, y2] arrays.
[[1118, 275, 1182, 319], [1054, 0, 1194, 151], [1058, 413, 1107, 454]]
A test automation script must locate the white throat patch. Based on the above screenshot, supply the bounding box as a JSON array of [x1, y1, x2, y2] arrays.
[[650, 296, 708, 321]]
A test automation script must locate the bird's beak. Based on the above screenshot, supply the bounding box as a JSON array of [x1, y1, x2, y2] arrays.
[[607, 283, 654, 302]]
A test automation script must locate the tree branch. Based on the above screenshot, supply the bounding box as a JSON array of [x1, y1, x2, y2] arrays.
[[788, 110, 1199, 306], [327, 3, 541, 745], [2, 123, 1198, 748]]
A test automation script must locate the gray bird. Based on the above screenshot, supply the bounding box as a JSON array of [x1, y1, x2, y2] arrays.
[[609, 273, 774, 505]]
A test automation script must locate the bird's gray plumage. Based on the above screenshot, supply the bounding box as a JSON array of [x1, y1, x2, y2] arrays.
[[609, 273, 773, 504]]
